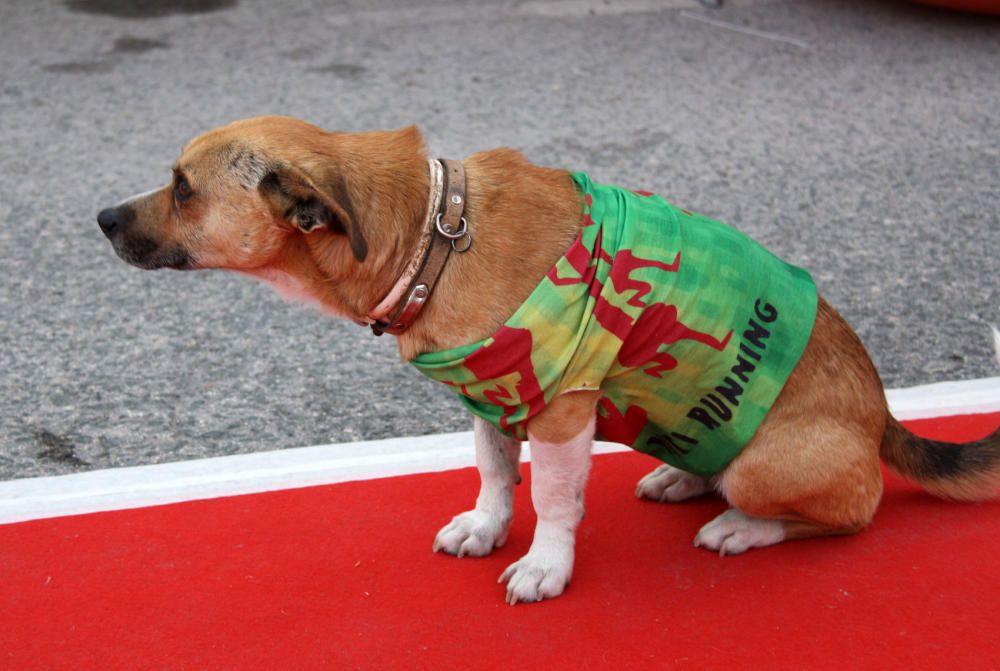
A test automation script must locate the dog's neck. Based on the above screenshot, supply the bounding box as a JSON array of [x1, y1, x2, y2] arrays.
[[364, 158, 446, 330], [270, 131, 583, 362], [394, 152, 584, 361], [280, 128, 433, 328]]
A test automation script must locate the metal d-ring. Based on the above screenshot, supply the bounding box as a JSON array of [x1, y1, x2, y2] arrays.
[[435, 213, 468, 239], [451, 229, 472, 252]]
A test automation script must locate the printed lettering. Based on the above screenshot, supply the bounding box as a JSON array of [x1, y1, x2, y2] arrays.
[[687, 407, 721, 431], [682, 296, 783, 441], [755, 299, 778, 323], [649, 432, 697, 456], [731, 356, 756, 383], [714, 377, 744, 407], [742, 319, 771, 350], [701, 393, 733, 421]]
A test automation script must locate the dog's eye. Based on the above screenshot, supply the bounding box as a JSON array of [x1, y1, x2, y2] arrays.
[[174, 175, 193, 202]]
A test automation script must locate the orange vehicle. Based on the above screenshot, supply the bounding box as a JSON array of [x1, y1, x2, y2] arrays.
[[911, 0, 1000, 13]]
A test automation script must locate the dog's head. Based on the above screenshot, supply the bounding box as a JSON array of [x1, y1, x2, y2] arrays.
[[97, 116, 374, 273]]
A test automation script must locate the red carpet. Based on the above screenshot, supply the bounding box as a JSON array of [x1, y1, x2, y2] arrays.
[[2, 412, 998, 670]]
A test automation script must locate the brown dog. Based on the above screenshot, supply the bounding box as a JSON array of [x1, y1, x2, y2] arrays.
[[97, 116, 1000, 604]]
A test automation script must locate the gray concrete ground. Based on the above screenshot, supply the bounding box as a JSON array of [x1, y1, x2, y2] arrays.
[[0, 0, 997, 480]]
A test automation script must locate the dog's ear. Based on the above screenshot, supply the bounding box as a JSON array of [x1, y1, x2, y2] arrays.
[[258, 164, 367, 262]]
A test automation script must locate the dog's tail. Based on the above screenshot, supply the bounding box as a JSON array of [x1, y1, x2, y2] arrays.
[[880, 416, 1000, 501]]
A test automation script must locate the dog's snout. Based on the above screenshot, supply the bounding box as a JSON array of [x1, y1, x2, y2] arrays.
[[97, 206, 131, 238]]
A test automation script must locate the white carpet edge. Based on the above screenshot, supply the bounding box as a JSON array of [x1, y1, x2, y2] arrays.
[[2, 376, 998, 526]]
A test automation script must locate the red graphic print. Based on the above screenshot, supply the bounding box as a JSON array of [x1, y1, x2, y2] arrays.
[[608, 249, 681, 308], [548, 204, 732, 382], [464, 326, 546, 432], [618, 303, 733, 378], [596, 397, 648, 445], [593, 296, 634, 342], [548, 231, 599, 288]]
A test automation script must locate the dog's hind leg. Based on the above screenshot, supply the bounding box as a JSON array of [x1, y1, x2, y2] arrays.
[[635, 464, 715, 502], [695, 414, 884, 556], [433, 416, 521, 557], [690, 297, 887, 556]]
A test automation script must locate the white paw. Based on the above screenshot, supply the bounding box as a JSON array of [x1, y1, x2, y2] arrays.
[[433, 509, 510, 557], [498, 542, 574, 605], [693, 508, 785, 556], [635, 464, 714, 502]]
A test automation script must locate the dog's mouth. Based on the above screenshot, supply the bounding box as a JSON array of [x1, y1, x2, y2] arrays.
[[112, 236, 194, 270]]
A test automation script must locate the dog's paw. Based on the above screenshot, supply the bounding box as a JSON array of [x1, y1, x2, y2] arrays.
[[433, 510, 510, 558], [635, 464, 714, 502], [498, 543, 573, 605], [693, 508, 785, 556]]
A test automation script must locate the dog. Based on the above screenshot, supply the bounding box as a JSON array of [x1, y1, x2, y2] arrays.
[[97, 115, 1000, 605]]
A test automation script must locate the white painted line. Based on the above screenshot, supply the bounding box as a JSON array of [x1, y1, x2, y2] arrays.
[[885, 376, 1000, 420], [1, 377, 998, 526], [0, 432, 477, 526], [991, 324, 1000, 369], [322, 0, 783, 28], [679, 10, 811, 49]]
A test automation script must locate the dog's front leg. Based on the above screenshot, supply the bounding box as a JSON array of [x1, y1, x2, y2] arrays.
[[433, 416, 521, 557], [499, 390, 597, 605]]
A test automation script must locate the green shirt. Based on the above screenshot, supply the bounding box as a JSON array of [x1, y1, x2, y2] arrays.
[[412, 173, 817, 477]]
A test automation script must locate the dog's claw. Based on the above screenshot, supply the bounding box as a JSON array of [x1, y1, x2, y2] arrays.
[[694, 508, 786, 556], [433, 509, 510, 558], [498, 546, 573, 605], [636, 464, 713, 503]]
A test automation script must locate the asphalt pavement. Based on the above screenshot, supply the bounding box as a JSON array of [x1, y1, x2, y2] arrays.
[[0, 0, 997, 480]]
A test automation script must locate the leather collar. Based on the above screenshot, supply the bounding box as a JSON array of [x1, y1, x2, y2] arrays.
[[366, 158, 471, 336]]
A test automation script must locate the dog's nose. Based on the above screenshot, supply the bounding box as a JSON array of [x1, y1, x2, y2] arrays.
[[97, 207, 123, 238]]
